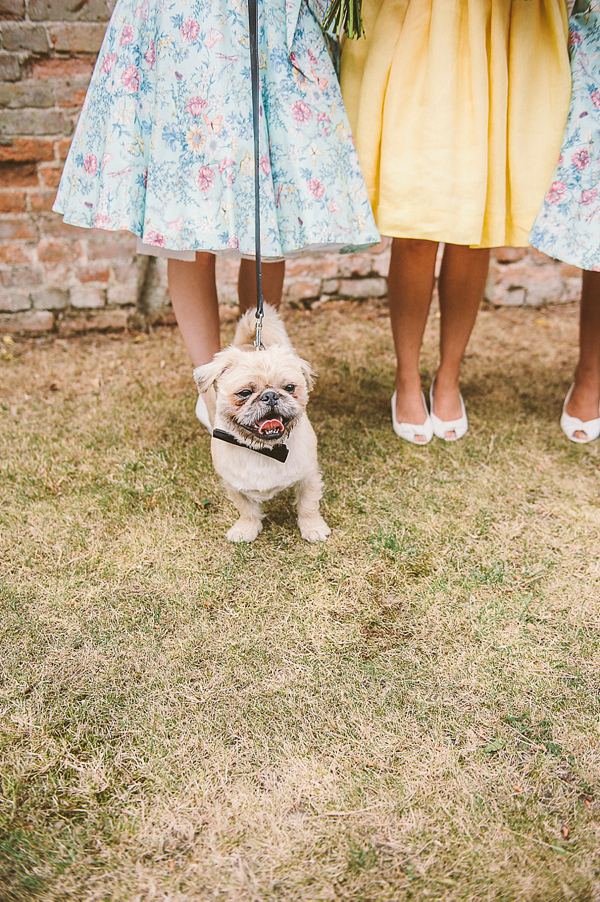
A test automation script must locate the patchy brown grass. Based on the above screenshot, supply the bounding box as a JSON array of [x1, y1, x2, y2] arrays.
[[1, 300, 599, 901]]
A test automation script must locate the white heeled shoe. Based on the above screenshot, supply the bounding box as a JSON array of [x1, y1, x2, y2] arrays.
[[429, 379, 468, 441], [195, 394, 212, 433], [391, 390, 433, 444], [560, 385, 600, 444]]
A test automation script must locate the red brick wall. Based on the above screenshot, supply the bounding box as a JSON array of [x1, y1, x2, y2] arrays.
[[0, 0, 144, 332], [0, 2, 580, 334]]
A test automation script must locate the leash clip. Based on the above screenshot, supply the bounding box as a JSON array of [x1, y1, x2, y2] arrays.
[[254, 309, 264, 350]]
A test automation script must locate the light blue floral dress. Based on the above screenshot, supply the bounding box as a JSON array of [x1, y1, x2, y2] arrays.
[[54, 0, 379, 259], [530, 1, 600, 271]]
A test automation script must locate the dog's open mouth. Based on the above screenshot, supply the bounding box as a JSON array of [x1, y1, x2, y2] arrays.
[[256, 416, 285, 439], [238, 409, 294, 442]]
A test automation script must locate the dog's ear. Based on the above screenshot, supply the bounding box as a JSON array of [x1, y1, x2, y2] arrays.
[[193, 348, 239, 393], [299, 357, 315, 392]]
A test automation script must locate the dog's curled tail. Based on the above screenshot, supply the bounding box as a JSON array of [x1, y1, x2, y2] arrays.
[[233, 302, 292, 350]]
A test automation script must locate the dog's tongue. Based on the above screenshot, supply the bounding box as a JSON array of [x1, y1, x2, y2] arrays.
[[259, 418, 284, 436]]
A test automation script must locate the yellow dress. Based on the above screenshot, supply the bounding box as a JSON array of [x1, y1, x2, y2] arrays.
[[340, 0, 571, 247]]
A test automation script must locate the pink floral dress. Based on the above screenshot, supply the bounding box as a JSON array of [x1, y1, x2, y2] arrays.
[[530, 1, 600, 270], [54, 0, 379, 259]]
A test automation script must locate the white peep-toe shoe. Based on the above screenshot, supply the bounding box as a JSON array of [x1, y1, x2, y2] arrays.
[[195, 394, 212, 434], [560, 385, 600, 444], [429, 379, 468, 442], [391, 390, 433, 445]]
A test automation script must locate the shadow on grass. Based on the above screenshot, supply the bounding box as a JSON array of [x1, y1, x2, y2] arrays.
[[0, 830, 49, 902]]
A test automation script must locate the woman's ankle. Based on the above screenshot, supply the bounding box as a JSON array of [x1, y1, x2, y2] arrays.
[[573, 362, 600, 393], [431, 367, 463, 422], [395, 366, 422, 393], [566, 371, 600, 421], [394, 372, 428, 425], [433, 364, 460, 393]]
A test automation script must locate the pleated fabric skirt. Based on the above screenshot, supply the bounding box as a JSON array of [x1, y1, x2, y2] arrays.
[[53, 0, 380, 259], [530, 2, 600, 270], [340, 0, 571, 247]]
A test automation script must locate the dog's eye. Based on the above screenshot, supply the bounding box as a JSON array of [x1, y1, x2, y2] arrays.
[[284, 384, 296, 393], [236, 389, 253, 399]]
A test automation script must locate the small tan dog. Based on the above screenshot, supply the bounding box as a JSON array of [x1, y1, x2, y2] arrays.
[[193, 304, 330, 543]]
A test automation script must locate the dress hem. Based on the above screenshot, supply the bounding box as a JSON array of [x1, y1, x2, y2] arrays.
[[528, 237, 594, 273], [377, 227, 531, 251], [52, 206, 378, 260]]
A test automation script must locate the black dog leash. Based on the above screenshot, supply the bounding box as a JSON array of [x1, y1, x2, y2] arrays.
[[248, 0, 264, 350], [211, 1, 289, 464]]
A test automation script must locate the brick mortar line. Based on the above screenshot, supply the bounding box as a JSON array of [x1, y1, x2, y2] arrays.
[[25, 53, 99, 60], [9, 24, 108, 28], [0, 115, 78, 123], [1, 46, 100, 57], [1, 23, 109, 32], [1, 105, 82, 117], [1, 117, 79, 122], [1, 19, 106, 23]]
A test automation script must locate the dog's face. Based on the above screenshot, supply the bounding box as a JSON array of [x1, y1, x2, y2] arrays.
[[195, 345, 314, 445]]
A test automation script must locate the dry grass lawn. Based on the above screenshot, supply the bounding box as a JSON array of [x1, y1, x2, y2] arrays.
[[1, 299, 599, 901]]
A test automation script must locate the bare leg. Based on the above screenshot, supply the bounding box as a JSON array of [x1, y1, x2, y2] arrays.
[[168, 253, 220, 367], [168, 256, 285, 365], [565, 270, 600, 438], [388, 238, 439, 436], [225, 484, 264, 542], [295, 471, 330, 542], [238, 259, 285, 313], [434, 244, 490, 437]]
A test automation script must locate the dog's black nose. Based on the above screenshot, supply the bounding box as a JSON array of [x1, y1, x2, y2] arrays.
[[261, 390, 280, 405]]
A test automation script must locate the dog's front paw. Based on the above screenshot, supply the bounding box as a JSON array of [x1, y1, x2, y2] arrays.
[[227, 518, 263, 543], [299, 516, 331, 543]]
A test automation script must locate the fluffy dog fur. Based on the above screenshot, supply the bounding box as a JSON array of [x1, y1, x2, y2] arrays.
[[193, 305, 330, 543]]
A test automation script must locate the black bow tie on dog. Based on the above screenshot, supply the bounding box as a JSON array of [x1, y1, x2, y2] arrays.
[[212, 428, 289, 463]]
